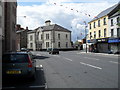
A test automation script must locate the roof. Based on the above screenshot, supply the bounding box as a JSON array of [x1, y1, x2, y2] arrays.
[[27, 29, 37, 34], [90, 2, 120, 22], [42, 24, 71, 32]]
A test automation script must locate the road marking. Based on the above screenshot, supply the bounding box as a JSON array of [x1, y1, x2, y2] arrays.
[[84, 57, 99, 60], [80, 62, 102, 70], [64, 57, 73, 61], [109, 61, 118, 64], [40, 65, 43, 67]]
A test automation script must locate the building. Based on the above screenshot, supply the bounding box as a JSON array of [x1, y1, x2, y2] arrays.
[[16, 24, 31, 50], [108, 3, 120, 53], [27, 20, 72, 50], [88, 2, 120, 53], [3, 1, 17, 53]]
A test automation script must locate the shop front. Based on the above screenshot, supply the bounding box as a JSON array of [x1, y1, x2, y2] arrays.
[[96, 38, 109, 53], [108, 38, 120, 53], [87, 39, 97, 52]]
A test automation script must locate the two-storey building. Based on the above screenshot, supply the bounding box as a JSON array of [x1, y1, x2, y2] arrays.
[[88, 3, 119, 53], [27, 20, 72, 50]]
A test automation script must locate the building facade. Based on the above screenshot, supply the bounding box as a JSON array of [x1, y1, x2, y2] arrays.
[[88, 2, 120, 53], [3, 1, 17, 53], [27, 20, 72, 50], [108, 8, 120, 53]]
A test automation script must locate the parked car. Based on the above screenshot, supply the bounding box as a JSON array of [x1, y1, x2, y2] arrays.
[[47, 48, 52, 52], [2, 52, 36, 80], [49, 48, 59, 54]]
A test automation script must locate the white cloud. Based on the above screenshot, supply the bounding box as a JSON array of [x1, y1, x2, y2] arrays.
[[17, 1, 117, 41]]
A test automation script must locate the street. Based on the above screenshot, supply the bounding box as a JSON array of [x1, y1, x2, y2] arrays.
[[2, 51, 119, 89], [33, 51, 118, 88]]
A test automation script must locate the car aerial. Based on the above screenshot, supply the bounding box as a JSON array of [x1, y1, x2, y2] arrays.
[[49, 48, 59, 54], [2, 51, 36, 80]]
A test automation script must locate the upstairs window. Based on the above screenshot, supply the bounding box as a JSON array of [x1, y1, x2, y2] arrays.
[[99, 30, 101, 38], [58, 42, 60, 48], [58, 34, 60, 40], [66, 34, 68, 39], [111, 19, 113, 26], [98, 20, 100, 27], [89, 24, 91, 29], [94, 31, 96, 39], [30, 35, 33, 41], [46, 34, 49, 39], [104, 28, 106, 37], [117, 17, 120, 24], [90, 32, 92, 39], [117, 28, 120, 37], [111, 29, 114, 37], [94, 22, 96, 28], [103, 18, 106, 25]]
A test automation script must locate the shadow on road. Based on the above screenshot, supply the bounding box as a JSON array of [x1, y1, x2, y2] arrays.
[[34, 55, 50, 60]]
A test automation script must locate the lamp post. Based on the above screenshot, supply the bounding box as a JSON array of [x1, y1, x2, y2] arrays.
[[84, 21, 87, 53]]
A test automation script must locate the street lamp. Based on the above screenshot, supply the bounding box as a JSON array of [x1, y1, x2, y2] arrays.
[[84, 21, 87, 53]]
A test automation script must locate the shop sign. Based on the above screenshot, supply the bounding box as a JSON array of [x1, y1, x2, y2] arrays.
[[97, 38, 108, 43], [108, 38, 120, 43]]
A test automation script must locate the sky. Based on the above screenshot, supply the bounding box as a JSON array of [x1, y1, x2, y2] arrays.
[[17, 0, 119, 42]]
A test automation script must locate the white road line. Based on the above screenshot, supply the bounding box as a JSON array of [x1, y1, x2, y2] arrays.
[[109, 61, 118, 64], [84, 57, 99, 60], [64, 57, 73, 61], [40, 65, 43, 67], [80, 62, 102, 70]]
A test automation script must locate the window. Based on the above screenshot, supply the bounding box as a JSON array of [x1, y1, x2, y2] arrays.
[[37, 32, 39, 40], [46, 42, 49, 48], [46, 34, 49, 39], [103, 18, 106, 25], [66, 34, 68, 39], [58, 42, 60, 48], [30, 35, 33, 41], [94, 31, 96, 38], [30, 43, 33, 48], [117, 17, 120, 24], [117, 28, 120, 37], [104, 28, 106, 37], [111, 19, 113, 26], [41, 35, 43, 39], [58, 34, 60, 40], [90, 32, 92, 39], [111, 29, 114, 37], [66, 42, 68, 48], [98, 20, 100, 27], [94, 22, 96, 28], [89, 24, 91, 29], [99, 30, 101, 38]]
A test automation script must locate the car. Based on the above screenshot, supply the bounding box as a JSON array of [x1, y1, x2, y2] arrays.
[[21, 48, 29, 52], [46, 48, 52, 52], [2, 51, 36, 80], [49, 48, 59, 54]]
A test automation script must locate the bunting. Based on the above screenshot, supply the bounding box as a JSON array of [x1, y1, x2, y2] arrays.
[[53, 2, 92, 17]]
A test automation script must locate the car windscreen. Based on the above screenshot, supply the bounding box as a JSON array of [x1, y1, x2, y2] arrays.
[[3, 54, 29, 63]]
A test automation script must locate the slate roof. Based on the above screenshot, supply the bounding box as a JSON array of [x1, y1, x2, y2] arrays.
[[90, 2, 120, 22], [41, 24, 71, 32]]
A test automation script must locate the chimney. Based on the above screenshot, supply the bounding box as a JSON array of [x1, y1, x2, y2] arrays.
[[16, 24, 21, 31], [45, 20, 51, 26], [26, 27, 28, 30]]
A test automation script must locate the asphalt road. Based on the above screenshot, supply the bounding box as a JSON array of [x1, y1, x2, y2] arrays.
[[33, 51, 119, 88], [2, 51, 119, 89]]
